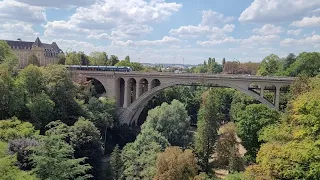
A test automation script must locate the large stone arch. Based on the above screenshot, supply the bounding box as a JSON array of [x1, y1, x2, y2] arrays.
[[119, 79, 275, 125]]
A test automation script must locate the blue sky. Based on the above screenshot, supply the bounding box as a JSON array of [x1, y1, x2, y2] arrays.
[[0, 0, 319, 64]]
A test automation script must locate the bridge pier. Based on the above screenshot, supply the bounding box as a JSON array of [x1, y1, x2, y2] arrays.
[[275, 86, 280, 111]]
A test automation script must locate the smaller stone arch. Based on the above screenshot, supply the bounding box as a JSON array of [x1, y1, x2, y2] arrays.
[[116, 78, 125, 107], [263, 84, 276, 104], [151, 79, 161, 89], [87, 78, 106, 96], [128, 78, 137, 104], [279, 84, 290, 110], [248, 83, 261, 96], [138, 78, 149, 96]]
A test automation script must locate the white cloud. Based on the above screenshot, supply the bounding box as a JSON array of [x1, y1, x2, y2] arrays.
[[212, 24, 235, 34], [287, 29, 302, 36], [0, 0, 46, 23], [241, 35, 280, 46], [112, 36, 181, 47], [169, 24, 235, 39], [15, 0, 95, 8], [71, 0, 182, 29], [252, 24, 284, 35], [0, 22, 39, 40], [291, 16, 320, 27], [239, 0, 320, 23], [281, 34, 320, 46], [88, 24, 153, 40], [201, 10, 234, 26], [43, 21, 90, 38], [169, 25, 210, 37], [44, 0, 182, 40], [197, 36, 238, 46], [50, 39, 109, 54]]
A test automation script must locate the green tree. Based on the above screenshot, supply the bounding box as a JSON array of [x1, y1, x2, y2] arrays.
[[32, 127, 91, 180], [0, 41, 13, 64], [86, 97, 116, 149], [57, 53, 66, 65], [236, 104, 279, 163], [108, 55, 119, 66], [0, 73, 26, 119], [222, 58, 226, 69], [66, 52, 80, 65], [110, 145, 123, 180], [125, 55, 130, 62], [0, 141, 37, 180], [17, 65, 45, 97], [154, 146, 199, 180], [0, 117, 39, 142], [230, 91, 259, 121], [195, 90, 220, 173], [89, 52, 108, 66], [27, 54, 40, 66], [257, 54, 281, 76], [70, 118, 104, 179], [283, 53, 296, 70], [121, 127, 169, 179], [286, 52, 320, 77], [43, 65, 85, 125], [26, 93, 55, 130], [142, 100, 192, 147]]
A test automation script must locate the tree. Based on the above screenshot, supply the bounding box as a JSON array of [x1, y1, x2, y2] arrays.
[[195, 90, 220, 173], [27, 54, 40, 66], [57, 53, 66, 65], [216, 123, 243, 171], [0, 117, 39, 142], [70, 118, 104, 179], [121, 127, 169, 179], [0, 41, 12, 63], [89, 52, 108, 66], [245, 77, 320, 180], [154, 146, 199, 180], [79, 52, 90, 65], [257, 54, 281, 76], [0, 141, 37, 180], [223, 61, 240, 74], [43, 65, 85, 125], [86, 97, 116, 149], [222, 58, 226, 69], [8, 138, 39, 170], [108, 55, 119, 66], [286, 52, 320, 77], [110, 145, 123, 180], [32, 127, 92, 180], [66, 52, 80, 65], [283, 53, 296, 70], [125, 55, 130, 62], [142, 100, 192, 147], [236, 104, 279, 163], [17, 64, 45, 97], [26, 93, 55, 130]]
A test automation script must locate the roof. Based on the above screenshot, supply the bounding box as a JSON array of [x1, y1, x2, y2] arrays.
[[33, 37, 42, 47], [2, 37, 63, 53]]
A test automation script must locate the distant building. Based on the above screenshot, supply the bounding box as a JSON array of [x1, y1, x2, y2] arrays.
[[2, 37, 63, 68]]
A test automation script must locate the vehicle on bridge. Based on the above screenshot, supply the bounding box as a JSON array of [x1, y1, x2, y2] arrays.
[[66, 65, 132, 72]]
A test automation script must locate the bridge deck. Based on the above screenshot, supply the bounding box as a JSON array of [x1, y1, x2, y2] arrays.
[[71, 70, 295, 82]]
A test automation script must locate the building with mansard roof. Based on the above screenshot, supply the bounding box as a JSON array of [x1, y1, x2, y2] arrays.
[[2, 37, 63, 68]]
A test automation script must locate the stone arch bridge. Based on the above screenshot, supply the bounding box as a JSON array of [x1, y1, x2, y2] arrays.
[[71, 70, 294, 125]]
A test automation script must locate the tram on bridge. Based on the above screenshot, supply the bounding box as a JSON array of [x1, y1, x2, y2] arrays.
[[66, 65, 132, 72]]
